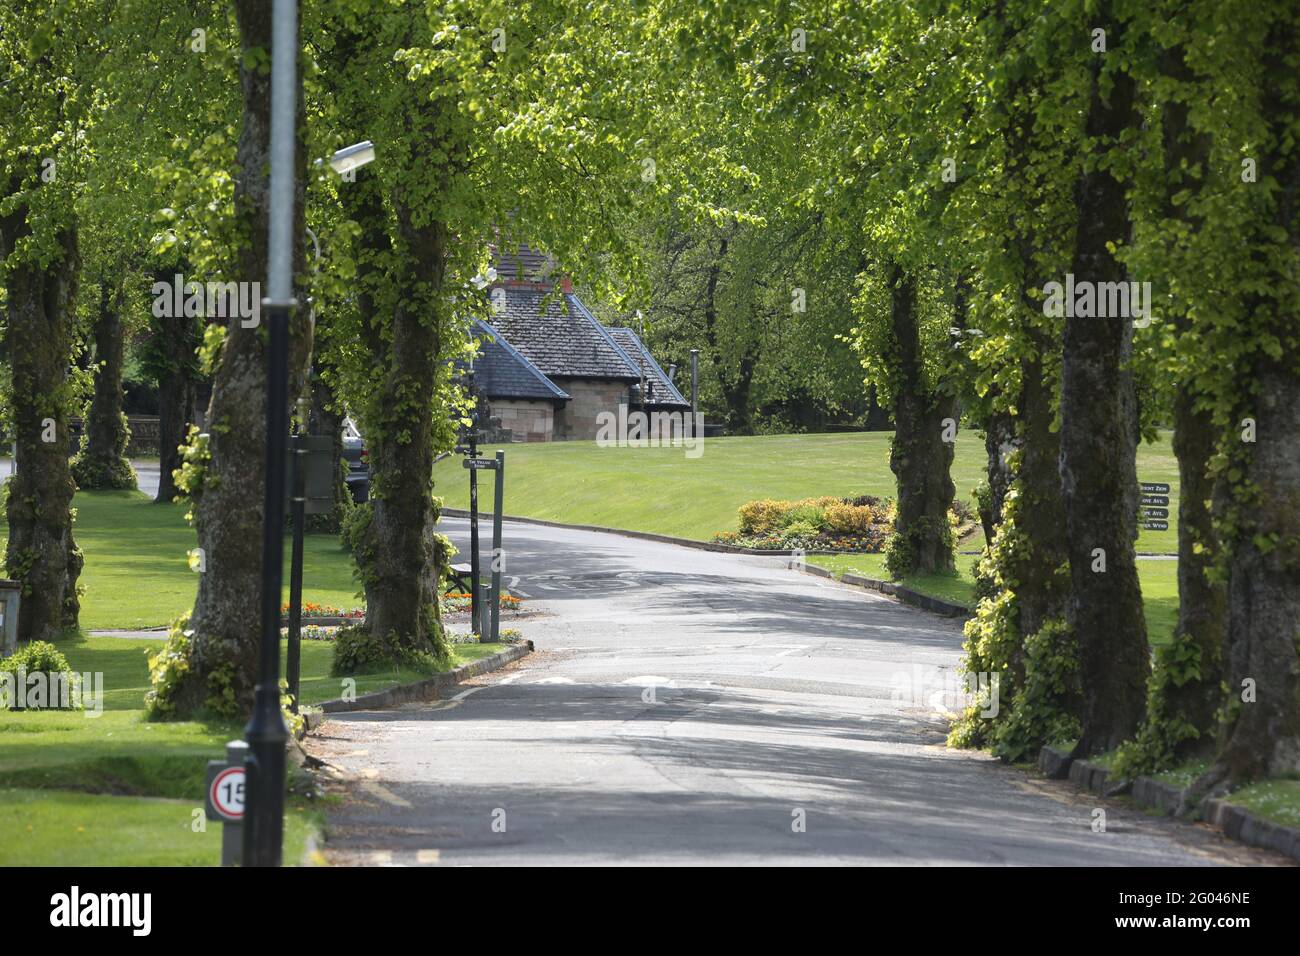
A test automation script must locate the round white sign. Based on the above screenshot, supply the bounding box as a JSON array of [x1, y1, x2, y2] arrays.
[[210, 766, 246, 819]]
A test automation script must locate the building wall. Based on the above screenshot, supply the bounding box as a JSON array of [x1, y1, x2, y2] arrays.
[[488, 400, 555, 442], [551, 378, 632, 440]]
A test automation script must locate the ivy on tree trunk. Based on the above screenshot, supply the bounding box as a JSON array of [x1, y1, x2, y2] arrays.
[[156, 0, 309, 718], [0, 207, 83, 642], [884, 264, 955, 578], [1060, 14, 1149, 757], [71, 281, 136, 490]]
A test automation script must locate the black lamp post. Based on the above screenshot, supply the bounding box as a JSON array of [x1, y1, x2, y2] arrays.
[[243, 0, 299, 868], [244, 0, 375, 867]]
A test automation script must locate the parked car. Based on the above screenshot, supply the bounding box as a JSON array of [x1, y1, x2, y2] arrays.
[[342, 417, 369, 502]]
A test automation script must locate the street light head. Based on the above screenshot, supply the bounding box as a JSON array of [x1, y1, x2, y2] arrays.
[[328, 140, 375, 175]]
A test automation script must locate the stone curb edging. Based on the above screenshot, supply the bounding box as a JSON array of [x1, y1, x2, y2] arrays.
[[795, 563, 972, 619], [1132, 776, 1185, 816], [1202, 798, 1300, 862], [440, 508, 876, 558], [1036, 745, 1300, 862], [302, 640, 534, 726], [1037, 745, 1073, 780]]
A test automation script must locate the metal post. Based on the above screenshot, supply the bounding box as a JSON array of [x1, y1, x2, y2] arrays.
[[221, 740, 248, 867], [245, 0, 296, 869], [469, 460, 481, 638], [690, 348, 699, 418], [490, 450, 504, 643], [287, 430, 305, 713]]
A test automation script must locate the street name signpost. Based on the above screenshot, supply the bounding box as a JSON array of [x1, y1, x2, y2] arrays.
[[1138, 479, 1174, 533]]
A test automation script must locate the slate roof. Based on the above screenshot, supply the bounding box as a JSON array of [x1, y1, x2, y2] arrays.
[[608, 327, 690, 407], [487, 286, 639, 380], [470, 320, 570, 403], [491, 243, 556, 283]]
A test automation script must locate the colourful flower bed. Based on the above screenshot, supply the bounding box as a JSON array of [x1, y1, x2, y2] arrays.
[[713, 494, 976, 552]]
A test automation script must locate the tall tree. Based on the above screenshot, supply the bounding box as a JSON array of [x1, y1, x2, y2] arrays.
[[0, 1, 94, 641], [1059, 5, 1149, 756], [150, 0, 310, 717]]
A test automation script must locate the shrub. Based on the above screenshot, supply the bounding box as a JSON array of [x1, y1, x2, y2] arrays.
[[738, 499, 790, 534], [780, 519, 823, 546], [330, 624, 441, 676], [0, 640, 80, 710], [779, 502, 827, 530], [824, 501, 875, 534]]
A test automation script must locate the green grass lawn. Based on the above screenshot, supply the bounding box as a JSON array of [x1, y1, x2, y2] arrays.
[[0, 634, 503, 865], [0, 431, 1176, 631], [63, 490, 363, 630], [0, 788, 318, 866], [808, 552, 1180, 646], [431, 430, 1181, 552]]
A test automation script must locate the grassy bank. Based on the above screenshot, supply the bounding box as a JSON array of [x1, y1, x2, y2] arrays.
[[808, 553, 1180, 647], [0, 633, 505, 865], [431, 430, 1180, 552]]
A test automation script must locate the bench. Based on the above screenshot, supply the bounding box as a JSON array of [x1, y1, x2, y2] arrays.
[[447, 563, 474, 593]]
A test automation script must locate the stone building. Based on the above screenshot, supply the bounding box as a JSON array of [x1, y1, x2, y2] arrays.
[[469, 246, 689, 442]]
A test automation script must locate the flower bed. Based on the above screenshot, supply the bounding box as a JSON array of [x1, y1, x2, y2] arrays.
[[713, 494, 976, 552], [440, 592, 523, 614]]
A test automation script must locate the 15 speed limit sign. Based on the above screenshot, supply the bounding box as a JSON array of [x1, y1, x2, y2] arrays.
[[205, 764, 246, 821]]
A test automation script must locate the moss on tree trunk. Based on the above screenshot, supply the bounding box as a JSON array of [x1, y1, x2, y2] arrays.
[[71, 283, 136, 490], [0, 210, 83, 642], [1060, 20, 1149, 757], [885, 266, 955, 577], [159, 0, 309, 718]]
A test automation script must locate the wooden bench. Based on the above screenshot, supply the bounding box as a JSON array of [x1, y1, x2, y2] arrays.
[[447, 563, 474, 593]]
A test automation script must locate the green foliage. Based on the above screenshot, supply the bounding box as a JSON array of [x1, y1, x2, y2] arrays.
[[329, 623, 444, 677], [144, 615, 243, 721], [1113, 638, 1208, 778], [143, 618, 193, 719], [0, 641, 81, 711], [988, 619, 1080, 764], [884, 514, 954, 580]]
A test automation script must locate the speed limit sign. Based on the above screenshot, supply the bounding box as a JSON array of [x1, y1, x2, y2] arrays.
[[205, 756, 247, 821]]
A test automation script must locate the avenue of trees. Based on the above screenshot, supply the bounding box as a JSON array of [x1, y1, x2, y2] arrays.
[[1, 0, 1296, 800]]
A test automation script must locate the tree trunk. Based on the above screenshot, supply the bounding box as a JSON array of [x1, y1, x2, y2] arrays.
[[163, 0, 309, 717], [885, 264, 956, 577], [1061, 17, 1149, 756], [1139, 39, 1226, 761], [980, 407, 1017, 546], [154, 279, 200, 504], [71, 282, 136, 490], [0, 207, 83, 642], [699, 233, 755, 432], [1162, 390, 1226, 750], [340, 166, 448, 659], [1013, 346, 1071, 640], [1190, 15, 1300, 791]]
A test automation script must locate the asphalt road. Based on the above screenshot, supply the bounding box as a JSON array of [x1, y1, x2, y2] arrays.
[[0, 457, 161, 499], [312, 516, 1273, 867]]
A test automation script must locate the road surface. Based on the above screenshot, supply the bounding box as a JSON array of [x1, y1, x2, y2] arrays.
[[311, 516, 1274, 866]]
